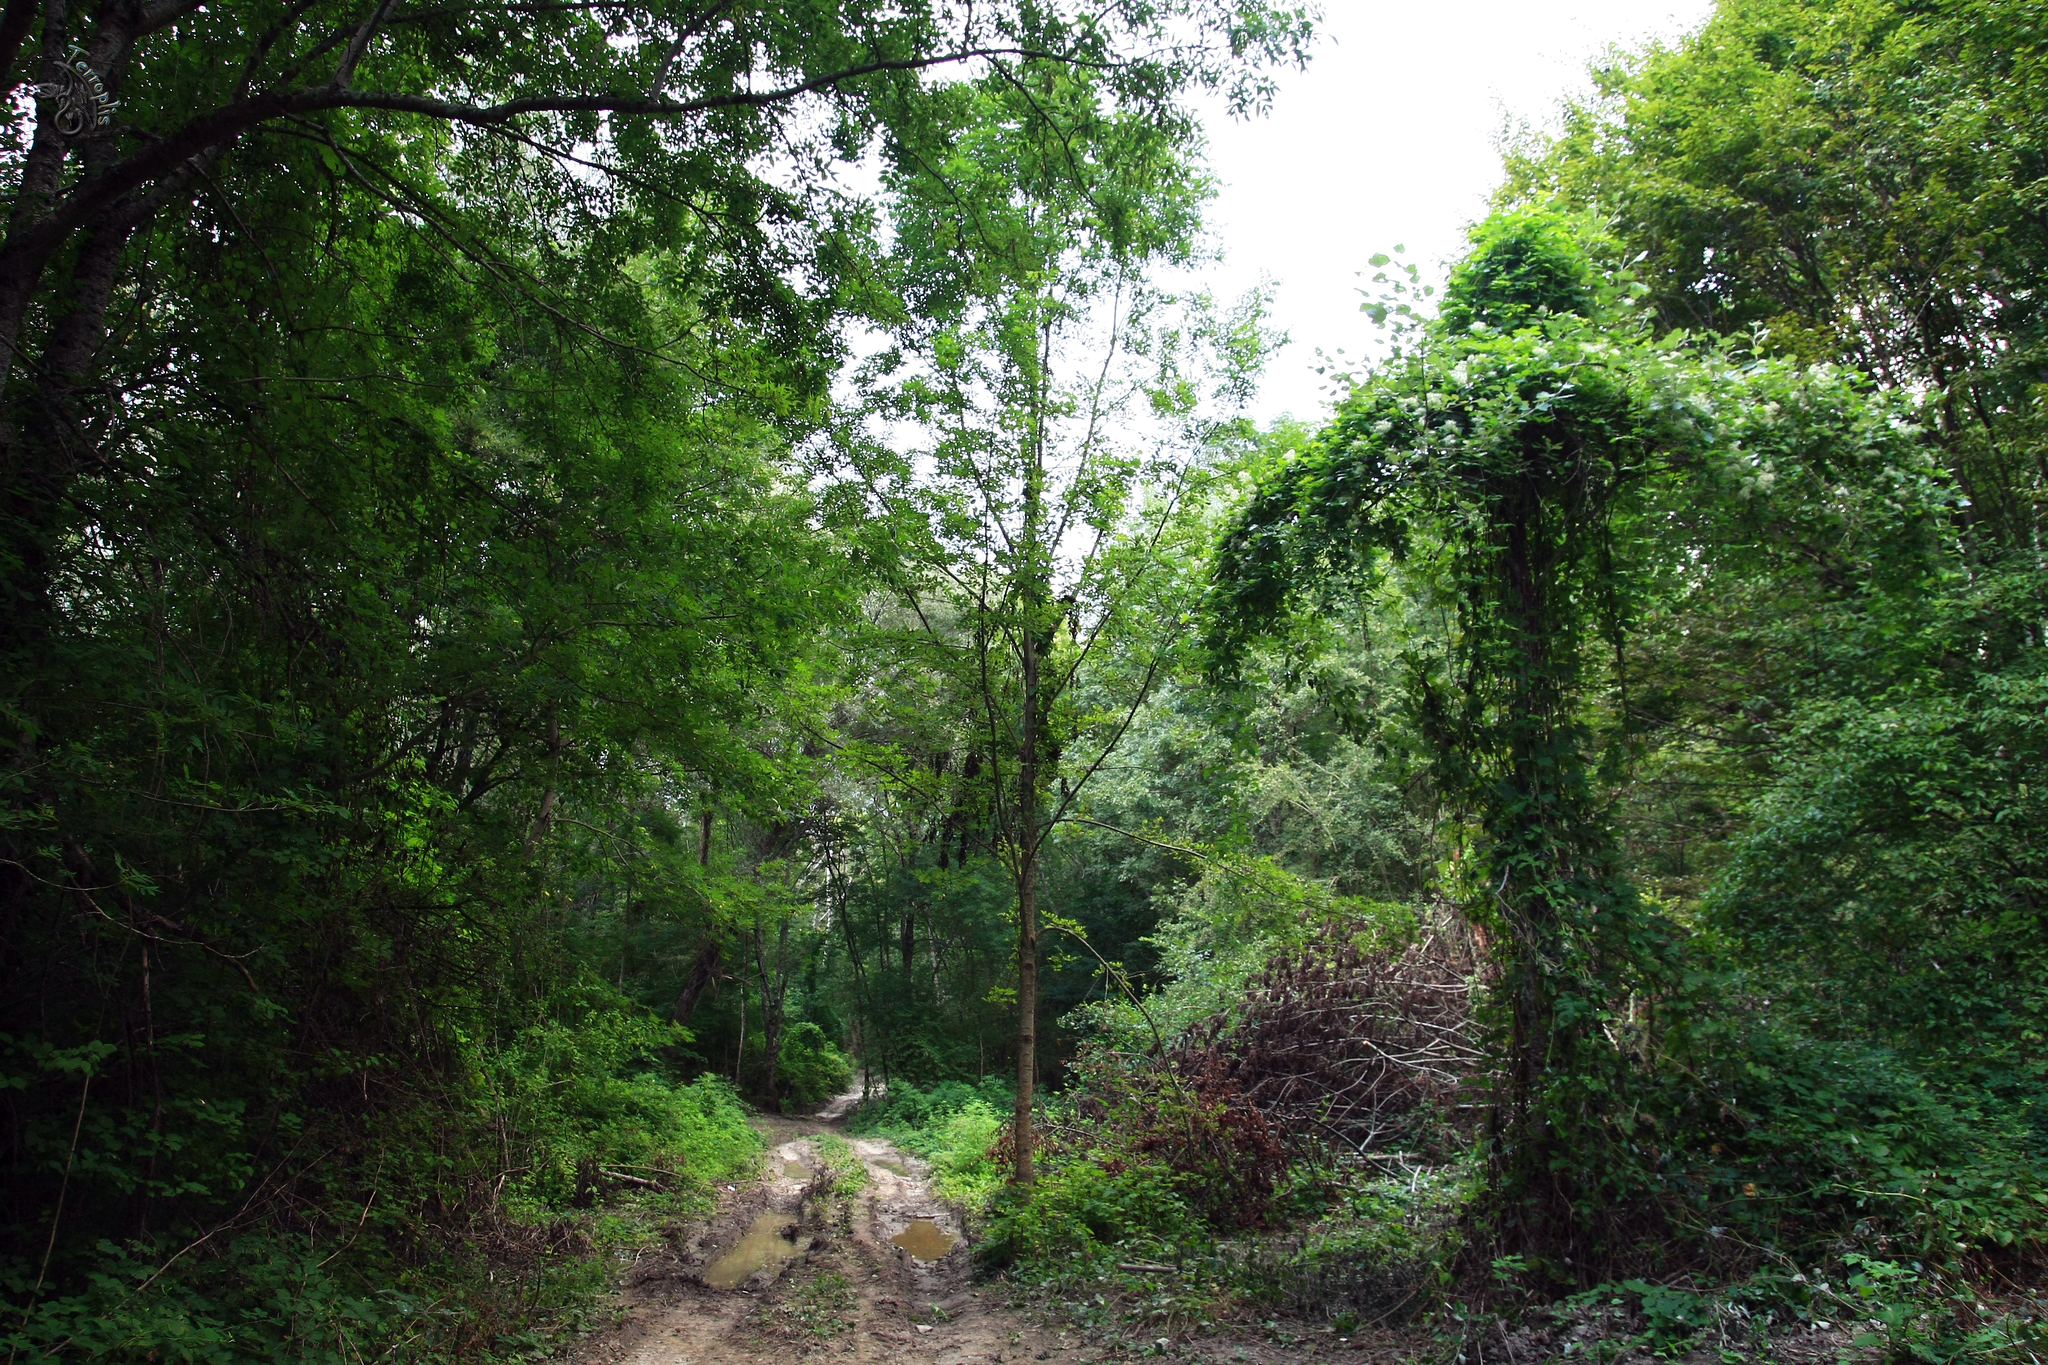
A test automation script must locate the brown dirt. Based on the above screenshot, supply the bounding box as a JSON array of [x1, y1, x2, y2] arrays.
[[570, 1106, 1091, 1365]]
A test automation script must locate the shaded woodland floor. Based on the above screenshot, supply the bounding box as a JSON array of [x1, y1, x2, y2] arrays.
[[572, 1101, 1078, 1365], [564, 1096, 1916, 1365]]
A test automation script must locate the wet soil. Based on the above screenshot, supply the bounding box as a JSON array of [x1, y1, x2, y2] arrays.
[[887, 1219, 956, 1261], [701, 1211, 808, 1290], [570, 1097, 1083, 1365]]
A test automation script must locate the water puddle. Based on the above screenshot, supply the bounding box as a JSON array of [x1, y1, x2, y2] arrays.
[[871, 1158, 909, 1176], [889, 1219, 956, 1261], [780, 1159, 813, 1182], [703, 1212, 806, 1289]]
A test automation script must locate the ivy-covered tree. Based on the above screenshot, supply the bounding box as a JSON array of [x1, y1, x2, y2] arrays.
[[1208, 207, 1955, 1268], [1504, 0, 2048, 1107]]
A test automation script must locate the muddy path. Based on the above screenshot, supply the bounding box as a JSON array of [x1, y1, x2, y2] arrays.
[[571, 1101, 1087, 1365], [567, 1098, 1908, 1365]]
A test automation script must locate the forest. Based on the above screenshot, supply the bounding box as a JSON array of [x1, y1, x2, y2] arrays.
[[0, 0, 2042, 1359]]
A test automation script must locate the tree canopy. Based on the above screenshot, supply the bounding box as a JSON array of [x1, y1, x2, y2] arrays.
[[4, 0, 2046, 1357]]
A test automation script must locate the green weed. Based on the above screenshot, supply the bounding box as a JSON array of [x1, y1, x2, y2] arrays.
[[782, 1271, 855, 1337], [812, 1132, 870, 1196]]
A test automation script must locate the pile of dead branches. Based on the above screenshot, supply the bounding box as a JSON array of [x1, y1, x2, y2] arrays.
[[1174, 929, 1481, 1159]]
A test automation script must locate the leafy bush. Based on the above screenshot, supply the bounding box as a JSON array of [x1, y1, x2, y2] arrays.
[[1218, 1163, 1469, 1321], [847, 1076, 1013, 1135], [1639, 999, 2048, 1261], [980, 1158, 1200, 1266], [1825, 1255, 2048, 1364], [489, 993, 761, 1212], [0, 986, 761, 1363], [923, 1100, 1006, 1204], [777, 1022, 854, 1111], [846, 1078, 1013, 1206]]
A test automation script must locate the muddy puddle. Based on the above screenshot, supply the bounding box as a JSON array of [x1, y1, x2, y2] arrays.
[[703, 1212, 807, 1289], [779, 1159, 812, 1181], [888, 1218, 955, 1261]]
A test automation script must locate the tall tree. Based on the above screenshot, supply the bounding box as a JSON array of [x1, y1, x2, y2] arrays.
[[1499, 0, 2048, 1121], [1208, 208, 1947, 1266], [1502, 0, 2047, 559], [854, 60, 1272, 1184], [0, 0, 1311, 641]]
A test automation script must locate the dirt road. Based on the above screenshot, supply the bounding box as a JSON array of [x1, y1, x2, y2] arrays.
[[572, 1104, 1086, 1365]]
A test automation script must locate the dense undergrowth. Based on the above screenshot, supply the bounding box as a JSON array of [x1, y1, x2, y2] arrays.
[[867, 1024, 2048, 1361], [7, 0, 2048, 1358], [2, 997, 762, 1362], [845, 1079, 1013, 1206]]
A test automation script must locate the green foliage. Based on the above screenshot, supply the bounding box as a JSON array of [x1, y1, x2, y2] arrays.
[[1062, 1051, 1290, 1231], [1416, 0, 2048, 1285], [776, 1023, 854, 1113], [1198, 189, 2044, 1277], [0, 1000, 758, 1362], [810, 1133, 871, 1197], [0, 0, 1315, 1338], [1709, 659, 2048, 1088], [1438, 208, 1601, 336], [1223, 1166, 1470, 1322], [1212, 208, 1693, 1257], [847, 1079, 1011, 1205], [15, 0, 2048, 1340], [924, 1101, 1009, 1205], [848, 1076, 1016, 1138], [1825, 1256, 2048, 1364], [1504, 0, 2048, 550], [0, 0, 1310, 1334], [1639, 1004, 2048, 1257], [487, 995, 761, 1213], [981, 1158, 1201, 1266]]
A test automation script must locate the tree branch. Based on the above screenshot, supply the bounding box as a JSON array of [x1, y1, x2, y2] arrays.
[[7, 44, 1089, 290], [332, 0, 400, 88]]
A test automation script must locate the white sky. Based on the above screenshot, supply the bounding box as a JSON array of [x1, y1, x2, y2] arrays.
[[1195, 0, 1715, 426]]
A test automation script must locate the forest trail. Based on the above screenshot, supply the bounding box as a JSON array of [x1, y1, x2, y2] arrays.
[[572, 1100, 1084, 1365]]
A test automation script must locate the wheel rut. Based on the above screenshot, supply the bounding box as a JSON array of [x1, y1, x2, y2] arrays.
[[572, 1098, 1085, 1365]]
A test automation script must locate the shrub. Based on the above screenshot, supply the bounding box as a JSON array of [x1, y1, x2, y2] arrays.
[[846, 1078, 1013, 1205], [1636, 996, 2048, 1262], [846, 1076, 1012, 1140], [980, 1158, 1200, 1266], [1063, 1048, 1289, 1231], [926, 1099, 1006, 1204], [489, 997, 761, 1212], [777, 1022, 853, 1111], [0, 986, 758, 1363]]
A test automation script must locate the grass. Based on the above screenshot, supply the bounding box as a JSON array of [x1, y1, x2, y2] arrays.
[[782, 1271, 856, 1338], [811, 1132, 870, 1196]]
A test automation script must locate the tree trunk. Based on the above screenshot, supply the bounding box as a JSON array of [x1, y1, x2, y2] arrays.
[[1013, 819, 1038, 1186], [754, 913, 790, 1113], [671, 938, 721, 1023], [1012, 436, 1044, 1188]]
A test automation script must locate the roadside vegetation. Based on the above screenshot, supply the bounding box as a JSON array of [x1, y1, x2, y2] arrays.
[[4, 0, 2045, 1359]]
